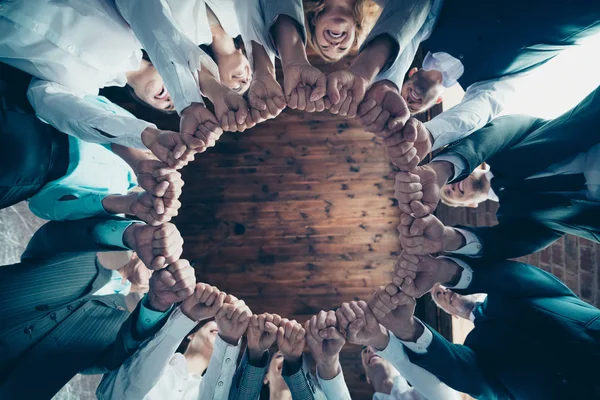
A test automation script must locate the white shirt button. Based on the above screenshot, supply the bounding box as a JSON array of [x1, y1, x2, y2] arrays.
[[217, 381, 224, 387], [32, 23, 38, 31], [225, 358, 231, 364], [67, 45, 75, 53], [184, 90, 190, 96]]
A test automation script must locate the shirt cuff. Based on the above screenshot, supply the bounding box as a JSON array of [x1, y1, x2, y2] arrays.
[[447, 228, 483, 257], [378, 331, 410, 361], [136, 295, 173, 336], [432, 155, 465, 181], [317, 368, 348, 398], [397, 318, 432, 354], [92, 220, 143, 249], [425, 117, 462, 151], [437, 256, 474, 290]]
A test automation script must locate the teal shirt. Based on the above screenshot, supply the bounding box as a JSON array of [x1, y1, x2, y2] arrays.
[[28, 95, 138, 221]]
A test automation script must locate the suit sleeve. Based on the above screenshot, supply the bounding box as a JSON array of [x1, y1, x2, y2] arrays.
[[229, 350, 269, 400], [282, 357, 318, 400], [434, 114, 544, 182], [452, 256, 575, 299], [458, 218, 565, 260], [21, 217, 141, 261], [406, 326, 498, 399], [361, 0, 431, 73]]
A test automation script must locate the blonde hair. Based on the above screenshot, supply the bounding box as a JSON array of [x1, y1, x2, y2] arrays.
[[304, 0, 381, 62]]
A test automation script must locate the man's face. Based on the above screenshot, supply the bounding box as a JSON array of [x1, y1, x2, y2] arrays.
[[401, 69, 444, 114], [431, 283, 479, 320], [440, 168, 490, 207], [218, 51, 252, 94], [360, 346, 399, 393], [129, 63, 175, 112]]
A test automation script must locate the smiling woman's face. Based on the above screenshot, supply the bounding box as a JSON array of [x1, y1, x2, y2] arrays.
[[130, 63, 175, 112], [313, 5, 356, 61], [218, 51, 253, 94]]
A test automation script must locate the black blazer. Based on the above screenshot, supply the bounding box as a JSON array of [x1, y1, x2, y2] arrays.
[[0, 218, 166, 399], [435, 87, 600, 259], [406, 259, 600, 400]]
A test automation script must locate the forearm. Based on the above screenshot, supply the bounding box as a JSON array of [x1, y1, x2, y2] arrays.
[[350, 35, 396, 85], [392, 317, 425, 342], [273, 15, 308, 67], [252, 41, 276, 78], [429, 160, 454, 187], [101, 193, 137, 216], [316, 357, 341, 381], [110, 143, 156, 173]]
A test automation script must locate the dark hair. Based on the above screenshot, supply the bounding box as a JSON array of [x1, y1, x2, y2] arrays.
[[176, 318, 215, 354]]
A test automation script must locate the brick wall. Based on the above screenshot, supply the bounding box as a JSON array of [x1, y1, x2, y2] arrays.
[[436, 200, 600, 307]]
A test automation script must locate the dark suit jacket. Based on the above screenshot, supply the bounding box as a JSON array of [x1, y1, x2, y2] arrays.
[[0, 217, 164, 399], [435, 86, 600, 259], [423, 0, 600, 87], [406, 259, 600, 400]]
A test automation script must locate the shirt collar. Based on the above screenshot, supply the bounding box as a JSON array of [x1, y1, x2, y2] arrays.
[[483, 168, 499, 202]]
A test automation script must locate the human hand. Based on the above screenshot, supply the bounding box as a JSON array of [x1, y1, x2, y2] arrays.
[[212, 88, 252, 132], [123, 222, 184, 270], [383, 118, 433, 171], [282, 62, 327, 112], [398, 214, 447, 255], [394, 252, 462, 297], [127, 191, 180, 226], [394, 165, 441, 217], [335, 301, 389, 350], [180, 103, 223, 152], [247, 313, 281, 362], [358, 80, 410, 138], [248, 72, 287, 123], [215, 295, 252, 345], [304, 311, 345, 364], [368, 284, 422, 342], [147, 259, 196, 312], [135, 160, 183, 200], [276, 318, 306, 363], [326, 70, 370, 118], [117, 252, 151, 293], [141, 127, 190, 169], [181, 282, 226, 321]]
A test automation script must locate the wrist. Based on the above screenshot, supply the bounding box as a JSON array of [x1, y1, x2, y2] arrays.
[[122, 222, 141, 250], [430, 160, 453, 186], [393, 317, 424, 342], [283, 354, 302, 371], [316, 356, 341, 380], [248, 348, 268, 364], [437, 257, 463, 286], [101, 194, 129, 215], [274, 16, 307, 67], [442, 227, 465, 252], [198, 70, 227, 101], [218, 333, 241, 346], [146, 292, 172, 313], [371, 327, 390, 351], [141, 127, 160, 149], [350, 35, 395, 83]]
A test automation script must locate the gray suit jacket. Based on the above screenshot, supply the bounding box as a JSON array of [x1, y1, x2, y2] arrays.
[[0, 217, 164, 399]]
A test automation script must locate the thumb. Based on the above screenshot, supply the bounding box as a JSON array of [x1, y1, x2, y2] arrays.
[[310, 72, 327, 101], [327, 74, 341, 105], [410, 201, 428, 218]]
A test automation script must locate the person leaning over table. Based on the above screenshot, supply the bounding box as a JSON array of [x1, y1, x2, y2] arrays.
[[97, 283, 251, 400], [0, 0, 224, 164], [370, 0, 600, 172], [0, 217, 190, 399], [387, 251, 600, 399], [0, 64, 183, 225], [393, 84, 600, 260]]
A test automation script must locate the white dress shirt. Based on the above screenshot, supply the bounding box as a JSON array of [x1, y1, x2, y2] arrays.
[[114, 0, 220, 114], [317, 368, 352, 400], [374, 331, 462, 400], [96, 307, 240, 400], [435, 142, 600, 256]]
